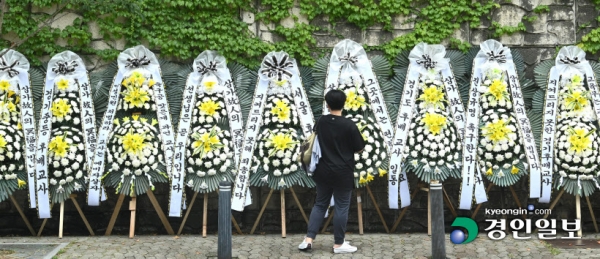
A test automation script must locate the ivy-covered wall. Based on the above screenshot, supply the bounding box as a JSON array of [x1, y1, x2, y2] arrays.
[[3, 0, 600, 236]]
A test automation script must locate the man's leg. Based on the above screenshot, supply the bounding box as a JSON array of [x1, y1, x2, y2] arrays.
[[306, 180, 333, 241], [332, 187, 352, 246]]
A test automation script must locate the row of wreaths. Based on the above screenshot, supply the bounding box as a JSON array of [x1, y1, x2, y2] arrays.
[[0, 39, 598, 218]]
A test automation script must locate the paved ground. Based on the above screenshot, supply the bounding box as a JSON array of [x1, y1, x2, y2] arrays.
[[1, 233, 600, 259]]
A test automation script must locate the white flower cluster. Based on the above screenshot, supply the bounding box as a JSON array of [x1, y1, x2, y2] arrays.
[[51, 92, 81, 125], [346, 114, 387, 186], [105, 117, 165, 196], [558, 72, 595, 121], [252, 128, 301, 178], [47, 127, 87, 197], [0, 93, 19, 124], [477, 109, 525, 183], [263, 94, 298, 127], [185, 125, 233, 188], [553, 119, 600, 179], [478, 66, 513, 110], [192, 93, 227, 126], [0, 122, 24, 179]]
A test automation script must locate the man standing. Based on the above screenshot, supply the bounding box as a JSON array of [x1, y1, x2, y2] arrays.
[[298, 89, 365, 254]]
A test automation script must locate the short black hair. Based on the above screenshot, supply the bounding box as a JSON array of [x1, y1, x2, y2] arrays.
[[325, 89, 346, 111]]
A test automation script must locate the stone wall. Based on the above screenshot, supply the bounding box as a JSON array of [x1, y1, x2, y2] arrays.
[[3, 0, 600, 236]]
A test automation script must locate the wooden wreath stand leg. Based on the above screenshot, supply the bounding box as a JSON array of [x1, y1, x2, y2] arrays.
[[37, 194, 94, 237], [104, 190, 174, 238], [585, 195, 599, 233], [365, 185, 390, 233], [390, 183, 457, 233], [177, 191, 243, 236], [8, 195, 36, 236], [249, 187, 308, 238]]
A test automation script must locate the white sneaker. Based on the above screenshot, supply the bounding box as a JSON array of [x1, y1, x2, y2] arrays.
[[333, 241, 357, 254], [298, 237, 312, 251]]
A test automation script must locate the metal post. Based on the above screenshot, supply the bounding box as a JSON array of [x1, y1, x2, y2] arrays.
[[218, 181, 232, 259], [430, 181, 446, 259]]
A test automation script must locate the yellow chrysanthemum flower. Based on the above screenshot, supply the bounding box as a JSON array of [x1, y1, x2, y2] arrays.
[[122, 129, 148, 157], [567, 128, 593, 154], [57, 79, 70, 91], [421, 112, 447, 135], [17, 178, 26, 188], [563, 90, 589, 112], [0, 135, 6, 152], [378, 168, 387, 177], [271, 99, 291, 121], [486, 168, 493, 176], [0, 80, 10, 92], [418, 85, 445, 109], [122, 86, 150, 108], [366, 173, 374, 182], [344, 88, 366, 111], [51, 99, 71, 118], [192, 130, 223, 158], [488, 79, 508, 101], [48, 135, 69, 157], [481, 119, 513, 143], [511, 166, 519, 175], [199, 100, 220, 116]]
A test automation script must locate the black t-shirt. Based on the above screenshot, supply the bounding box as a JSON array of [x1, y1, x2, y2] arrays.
[[313, 114, 365, 190]]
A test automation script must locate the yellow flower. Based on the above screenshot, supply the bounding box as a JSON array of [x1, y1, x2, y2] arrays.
[[359, 176, 367, 184], [563, 90, 589, 112], [481, 119, 513, 143], [344, 88, 366, 111], [51, 99, 71, 118], [121, 77, 132, 87], [0, 80, 10, 92], [140, 118, 148, 124], [421, 112, 447, 135], [132, 114, 140, 121], [486, 168, 493, 176], [366, 173, 374, 182], [113, 119, 120, 126], [123, 117, 130, 122], [572, 74, 583, 84], [151, 118, 158, 126], [121, 129, 148, 157], [131, 71, 144, 80], [48, 135, 69, 158], [567, 128, 593, 154], [17, 178, 26, 188], [148, 79, 156, 87], [274, 79, 287, 87], [191, 127, 224, 158], [17, 122, 22, 130], [488, 79, 508, 100], [203, 78, 218, 92], [266, 131, 299, 157], [135, 77, 146, 86], [0, 135, 6, 152], [57, 79, 70, 91], [511, 166, 519, 175], [418, 85, 445, 109], [122, 86, 150, 108], [378, 168, 387, 177], [199, 100, 220, 116], [270, 99, 291, 121]]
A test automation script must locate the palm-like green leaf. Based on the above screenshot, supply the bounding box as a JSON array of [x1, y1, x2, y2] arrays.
[[534, 60, 554, 90], [30, 66, 46, 122], [446, 50, 466, 77], [308, 56, 329, 119], [371, 55, 391, 77], [527, 109, 543, 152], [229, 62, 257, 123], [532, 89, 546, 114]]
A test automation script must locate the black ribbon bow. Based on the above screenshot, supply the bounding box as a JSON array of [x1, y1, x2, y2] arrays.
[[486, 50, 507, 63], [339, 52, 358, 65], [51, 60, 78, 75], [125, 55, 151, 68], [559, 56, 580, 65], [197, 61, 218, 75], [0, 57, 20, 78], [260, 54, 293, 81], [416, 54, 437, 70]]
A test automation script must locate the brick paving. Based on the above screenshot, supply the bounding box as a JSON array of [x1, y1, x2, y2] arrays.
[[3, 233, 600, 258]]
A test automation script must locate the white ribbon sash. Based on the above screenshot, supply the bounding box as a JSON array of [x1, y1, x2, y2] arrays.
[[231, 52, 314, 211], [169, 51, 245, 217], [0, 50, 37, 208], [88, 46, 175, 206], [441, 66, 467, 139], [541, 67, 560, 203]]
